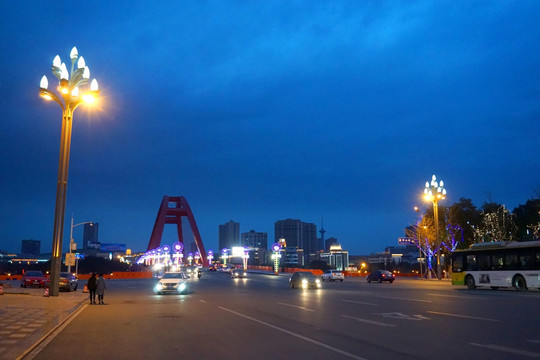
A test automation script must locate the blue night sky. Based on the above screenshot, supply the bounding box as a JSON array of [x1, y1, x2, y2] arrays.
[[1, 1, 539, 256]]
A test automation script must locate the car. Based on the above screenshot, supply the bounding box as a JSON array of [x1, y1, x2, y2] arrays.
[[154, 272, 188, 294], [221, 266, 234, 274], [59, 272, 78, 291], [208, 265, 217, 271], [231, 268, 247, 279], [182, 266, 201, 279], [21, 270, 49, 288], [289, 272, 321, 289], [321, 270, 344, 282], [366, 270, 395, 283]]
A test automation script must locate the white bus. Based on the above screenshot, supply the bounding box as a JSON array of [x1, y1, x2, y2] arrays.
[[451, 241, 540, 291]]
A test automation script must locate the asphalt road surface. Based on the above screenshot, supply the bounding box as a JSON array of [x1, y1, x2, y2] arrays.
[[27, 271, 540, 360]]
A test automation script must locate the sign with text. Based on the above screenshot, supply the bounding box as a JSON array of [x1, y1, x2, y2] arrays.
[[65, 253, 76, 266]]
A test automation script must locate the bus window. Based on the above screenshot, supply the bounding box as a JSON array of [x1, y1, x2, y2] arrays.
[[467, 255, 478, 271], [536, 253, 540, 268], [505, 254, 519, 270], [491, 254, 503, 270], [452, 255, 463, 272], [519, 253, 533, 270], [478, 254, 490, 271]]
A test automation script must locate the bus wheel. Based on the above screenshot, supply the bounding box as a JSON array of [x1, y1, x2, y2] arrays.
[[465, 275, 476, 290], [512, 275, 527, 291]]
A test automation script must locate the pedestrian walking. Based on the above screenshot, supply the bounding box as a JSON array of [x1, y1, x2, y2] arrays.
[[96, 273, 107, 304], [87, 273, 97, 304]]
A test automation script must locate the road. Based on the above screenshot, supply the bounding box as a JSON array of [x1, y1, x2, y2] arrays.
[[27, 271, 540, 360]]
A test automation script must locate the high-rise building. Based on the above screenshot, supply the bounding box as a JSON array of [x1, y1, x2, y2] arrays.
[[274, 218, 318, 264], [241, 230, 267, 250], [325, 237, 339, 251], [219, 220, 239, 251], [83, 223, 99, 251], [21, 239, 40, 257], [320, 243, 349, 271]]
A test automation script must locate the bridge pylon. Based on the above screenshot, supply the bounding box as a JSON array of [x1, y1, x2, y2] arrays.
[[147, 196, 208, 267]]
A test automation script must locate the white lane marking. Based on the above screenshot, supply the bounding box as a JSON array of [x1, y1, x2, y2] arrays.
[[341, 315, 395, 327], [427, 311, 498, 322], [376, 295, 432, 303], [342, 300, 378, 306], [527, 340, 540, 344], [200, 300, 207, 303], [426, 293, 486, 300], [470, 343, 540, 358], [375, 313, 429, 321], [278, 302, 315, 312], [218, 306, 368, 360]]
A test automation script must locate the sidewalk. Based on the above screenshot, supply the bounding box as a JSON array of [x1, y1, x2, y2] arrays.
[[0, 281, 87, 360]]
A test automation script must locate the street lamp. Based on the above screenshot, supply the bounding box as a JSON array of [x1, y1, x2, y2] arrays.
[[271, 243, 282, 275], [423, 174, 447, 280], [40, 47, 100, 296], [68, 216, 94, 274]]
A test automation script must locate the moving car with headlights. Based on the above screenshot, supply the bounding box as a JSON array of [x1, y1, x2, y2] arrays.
[[21, 270, 49, 288], [366, 270, 395, 283], [182, 265, 201, 279], [59, 272, 78, 291], [321, 270, 344, 282], [154, 272, 188, 294], [231, 268, 247, 279], [289, 271, 321, 289]]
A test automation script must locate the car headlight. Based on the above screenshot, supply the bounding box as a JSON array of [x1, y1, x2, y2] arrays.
[[178, 283, 186, 292], [155, 283, 163, 292], [315, 279, 321, 284], [244, 273, 247, 277]]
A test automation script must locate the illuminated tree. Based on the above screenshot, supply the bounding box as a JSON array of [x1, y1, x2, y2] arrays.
[[473, 206, 517, 243]]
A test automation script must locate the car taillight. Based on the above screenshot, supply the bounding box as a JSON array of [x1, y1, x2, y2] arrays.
[[382, 274, 386, 277]]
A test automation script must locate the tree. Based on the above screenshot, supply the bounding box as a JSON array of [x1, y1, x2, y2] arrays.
[[406, 215, 438, 276], [474, 204, 517, 243], [448, 198, 481, 249], [513, 198, 540, 241]]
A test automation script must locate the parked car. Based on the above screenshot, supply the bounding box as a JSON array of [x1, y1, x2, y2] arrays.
[[289, 272, 321, 289], [59, 272, 78, 291], [231, 268, 247, 279], [21, 270, 49, 288], [154, 272, 188, 294], [366, 270, 395, 283], [321, 270, 345, 282]]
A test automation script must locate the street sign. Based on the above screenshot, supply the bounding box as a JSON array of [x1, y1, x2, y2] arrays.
[[65, 252, 76, 266]]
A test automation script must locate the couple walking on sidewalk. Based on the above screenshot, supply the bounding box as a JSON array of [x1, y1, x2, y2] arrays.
[[87, 273, 107, 304]]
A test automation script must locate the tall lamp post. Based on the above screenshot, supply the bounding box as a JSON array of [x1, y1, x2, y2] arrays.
[[39, 47, 100, 296], [69, 216, 94, 274], [423, 174, 447, 280]]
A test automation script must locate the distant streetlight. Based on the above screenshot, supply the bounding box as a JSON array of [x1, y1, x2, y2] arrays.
[[39, 46, 100, 296], [413, 206, 424, 279], [423, 174, 447, 280], [69, 216, 94, 274]]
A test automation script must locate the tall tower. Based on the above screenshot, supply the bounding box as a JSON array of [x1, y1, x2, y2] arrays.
[[319, 218, 326, 251], [83, 223, 99, 250], [219, 220, 240, 250]]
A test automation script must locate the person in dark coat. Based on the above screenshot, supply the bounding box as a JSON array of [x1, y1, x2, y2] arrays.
[[96, 273, 107, 305], [87, 273, 97, 304]]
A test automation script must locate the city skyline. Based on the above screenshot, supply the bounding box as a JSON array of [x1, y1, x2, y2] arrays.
[[1, 2, 539, 257]]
